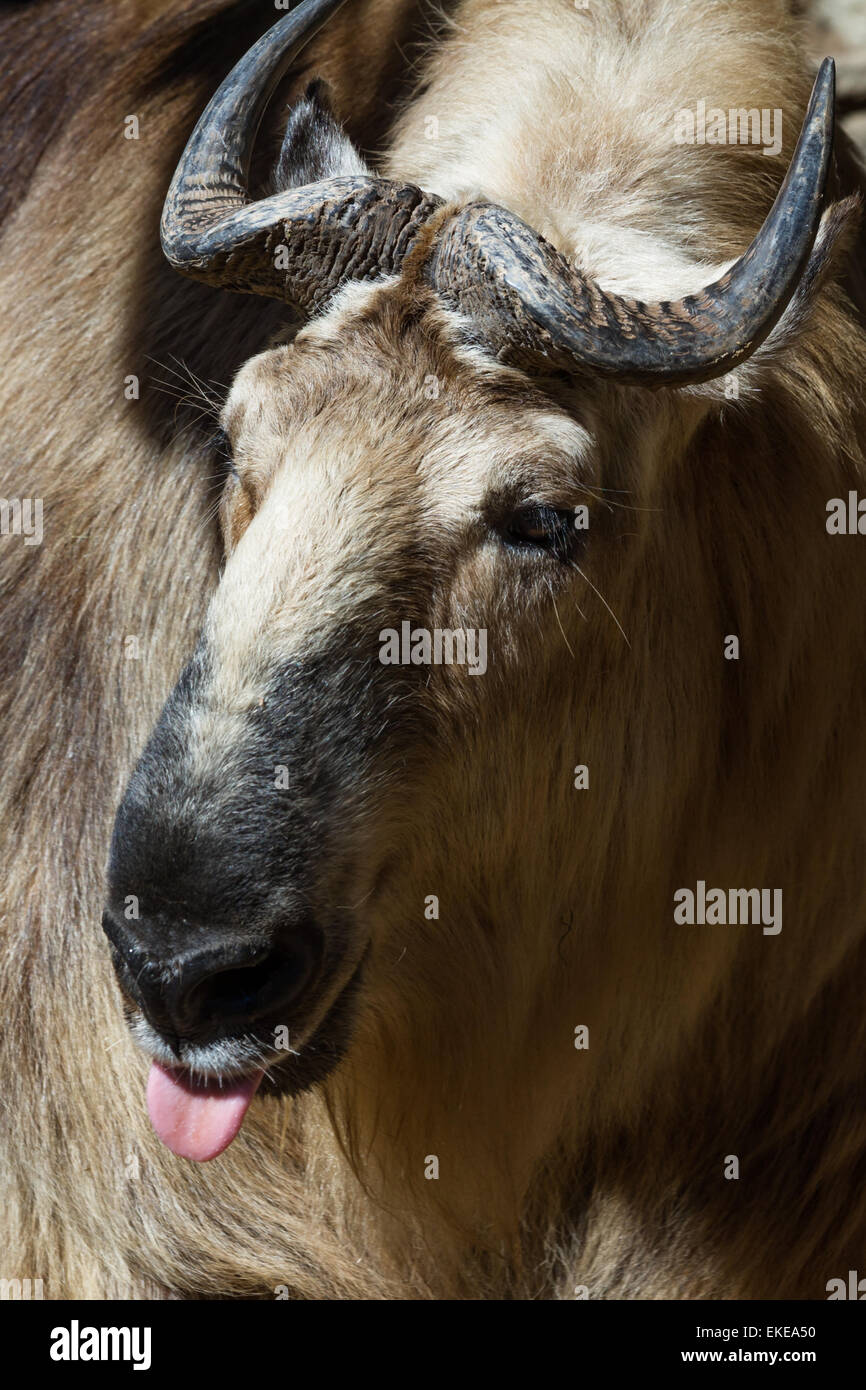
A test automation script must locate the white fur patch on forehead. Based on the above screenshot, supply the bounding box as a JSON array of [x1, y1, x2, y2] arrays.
[[293, 277, 402, 349], [569, 220, 733, 301], [289, 276, 518, 384], [532, 411, 594, 462], [289, 275, 546, 402]]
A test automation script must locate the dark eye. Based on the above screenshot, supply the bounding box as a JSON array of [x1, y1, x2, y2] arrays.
[[503, 505, 576, 559]]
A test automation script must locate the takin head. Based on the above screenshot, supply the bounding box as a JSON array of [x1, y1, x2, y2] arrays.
[[102, 0, 847, 1160]]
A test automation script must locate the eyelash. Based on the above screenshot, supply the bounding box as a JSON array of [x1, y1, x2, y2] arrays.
[[500, 505, 580, 560]]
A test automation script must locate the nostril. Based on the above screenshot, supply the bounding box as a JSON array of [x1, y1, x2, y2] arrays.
[[194, 944, 314, 1023], [146, 934, 320, 1040], [206, 959, 276, 1016], [102, 902, 323, 1042]]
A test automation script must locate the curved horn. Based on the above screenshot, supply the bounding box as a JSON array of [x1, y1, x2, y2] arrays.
[[425, 60, 837, 385], [160, 0, 442, 316], [162, 4, 835, 387]]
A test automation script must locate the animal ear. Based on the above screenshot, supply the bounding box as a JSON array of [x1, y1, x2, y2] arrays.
[[274, 78, 370, 190], [750, 194, 862, 359]]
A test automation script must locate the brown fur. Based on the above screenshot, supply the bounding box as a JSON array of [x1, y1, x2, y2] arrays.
[[2, 0, 866, 1299]]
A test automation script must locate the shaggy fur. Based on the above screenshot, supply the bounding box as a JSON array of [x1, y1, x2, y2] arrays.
[[2, 0, 866, 1299]]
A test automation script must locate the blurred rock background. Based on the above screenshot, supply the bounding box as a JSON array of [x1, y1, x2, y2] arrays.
[[799, 0, 866, 153]]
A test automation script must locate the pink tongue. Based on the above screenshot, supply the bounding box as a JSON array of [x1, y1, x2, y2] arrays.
[[146, 1061, 263, 1162]]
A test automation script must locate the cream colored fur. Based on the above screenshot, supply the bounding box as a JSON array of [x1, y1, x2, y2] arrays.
[[1, 0, 865, 1299]]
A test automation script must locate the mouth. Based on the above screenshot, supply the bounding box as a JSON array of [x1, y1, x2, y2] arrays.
[[130, 957, 365, 1162]]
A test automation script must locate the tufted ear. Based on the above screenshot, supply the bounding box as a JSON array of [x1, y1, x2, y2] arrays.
[[753, 195, 862, 355], [274, 78, 370, 190]]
